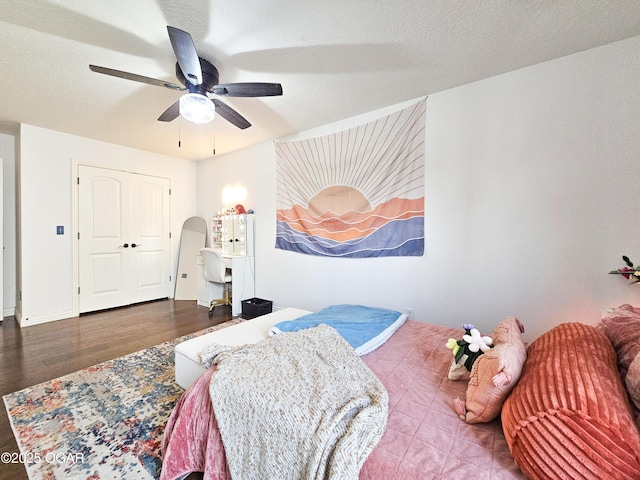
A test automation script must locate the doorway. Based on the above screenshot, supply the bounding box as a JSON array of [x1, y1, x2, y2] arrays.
[[77, 165, 171, 313]]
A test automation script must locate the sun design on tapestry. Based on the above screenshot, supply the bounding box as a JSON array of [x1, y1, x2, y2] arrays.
[[275, 100, 425, 257]]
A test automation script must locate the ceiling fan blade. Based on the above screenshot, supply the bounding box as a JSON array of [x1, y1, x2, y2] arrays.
[[212, 99, 251, 129], [213, 82, 283, 97], [89, 65, 185, 90], [167, 26, 202, 85], [158, 100, 180, 122]]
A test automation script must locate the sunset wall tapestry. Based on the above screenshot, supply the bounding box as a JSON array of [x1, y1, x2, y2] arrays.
[[275, 100, 425, 258]]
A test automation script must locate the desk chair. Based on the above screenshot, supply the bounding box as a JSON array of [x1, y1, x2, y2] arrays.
[[199, 248, 232, 317]]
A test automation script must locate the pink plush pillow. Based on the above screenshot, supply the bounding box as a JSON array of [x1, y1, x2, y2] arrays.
[[457, 316, 527, 423], [600, 305, 640, 418]]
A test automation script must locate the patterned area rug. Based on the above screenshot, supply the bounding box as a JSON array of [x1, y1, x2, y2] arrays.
[[3, 319, 242, 480]]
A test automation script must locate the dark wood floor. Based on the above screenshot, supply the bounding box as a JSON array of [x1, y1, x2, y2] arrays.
[[0, 299, 232, 480]]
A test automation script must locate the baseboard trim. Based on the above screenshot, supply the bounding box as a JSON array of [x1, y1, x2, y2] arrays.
[[17, 310, 76, 328]]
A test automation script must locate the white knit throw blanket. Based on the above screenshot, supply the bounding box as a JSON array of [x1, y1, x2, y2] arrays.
[[201, 324, 388, 480]]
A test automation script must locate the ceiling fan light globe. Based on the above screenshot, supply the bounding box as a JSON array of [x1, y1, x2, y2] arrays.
[[179, 93, 216, 123]]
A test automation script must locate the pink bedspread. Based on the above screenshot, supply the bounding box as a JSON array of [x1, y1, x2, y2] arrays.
[[161, 320, 525, 479]]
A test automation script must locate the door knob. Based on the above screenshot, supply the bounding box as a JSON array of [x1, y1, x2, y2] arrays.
[[120, 243, 129, 248], [131, 243, 138, 248]]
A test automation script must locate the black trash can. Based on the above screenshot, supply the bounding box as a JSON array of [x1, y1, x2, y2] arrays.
[[241, 298, 273, 319]]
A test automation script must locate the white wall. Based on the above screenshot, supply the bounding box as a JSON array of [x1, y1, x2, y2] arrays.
[[198, 35, 640, 342], [18, 125, 197, 325], [0, 132, 16, 317]]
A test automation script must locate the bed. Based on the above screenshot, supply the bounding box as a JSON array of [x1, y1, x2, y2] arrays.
[[162, 306, 524, 479]]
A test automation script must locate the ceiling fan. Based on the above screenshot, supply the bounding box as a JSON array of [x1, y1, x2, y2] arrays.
[[89, 26, 283, 129]]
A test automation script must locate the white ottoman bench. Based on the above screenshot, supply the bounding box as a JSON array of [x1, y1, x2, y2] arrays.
[[175, 307, 312, 389]]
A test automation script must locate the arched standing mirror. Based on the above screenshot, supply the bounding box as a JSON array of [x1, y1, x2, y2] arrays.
[[174, 216, 207, 300]]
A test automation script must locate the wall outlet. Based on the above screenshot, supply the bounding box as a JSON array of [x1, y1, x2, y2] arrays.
[[406, 308, 414, 320]]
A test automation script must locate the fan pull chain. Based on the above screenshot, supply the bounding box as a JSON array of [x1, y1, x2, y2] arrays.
[[212, 132, 216, 156], [178, 120, 182, 148]]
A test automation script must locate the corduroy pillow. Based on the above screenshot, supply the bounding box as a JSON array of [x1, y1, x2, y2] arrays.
[[501, 322, 640, 480], [458, 316, 527, 423]]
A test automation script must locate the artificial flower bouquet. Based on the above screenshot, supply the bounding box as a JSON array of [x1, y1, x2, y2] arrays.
[[446, 323, 493, 380], [609, 255, 640, 284]]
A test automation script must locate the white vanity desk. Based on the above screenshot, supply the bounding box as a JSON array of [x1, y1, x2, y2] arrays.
[[196, 252, 255, 316], [197, 213, 255, 316]]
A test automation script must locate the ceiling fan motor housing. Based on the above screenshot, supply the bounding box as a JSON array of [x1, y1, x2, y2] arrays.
[[176, 57, 219, 94]]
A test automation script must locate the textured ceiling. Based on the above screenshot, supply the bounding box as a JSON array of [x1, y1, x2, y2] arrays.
[[1, 0, 639, 161]]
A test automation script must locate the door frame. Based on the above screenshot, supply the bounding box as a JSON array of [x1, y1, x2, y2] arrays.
[[71, 161, 172, 317]]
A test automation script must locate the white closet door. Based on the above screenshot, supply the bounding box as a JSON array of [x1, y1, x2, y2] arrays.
[[78, 165, 170, 313], [78, 166, 128, 312], [128, 173, 171, 304]]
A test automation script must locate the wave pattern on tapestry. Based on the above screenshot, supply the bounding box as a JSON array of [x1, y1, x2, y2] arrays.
[[275, 100, 426, 258]]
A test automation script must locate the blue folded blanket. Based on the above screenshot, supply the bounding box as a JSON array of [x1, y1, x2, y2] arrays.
[[269, 304, 407, 355]]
